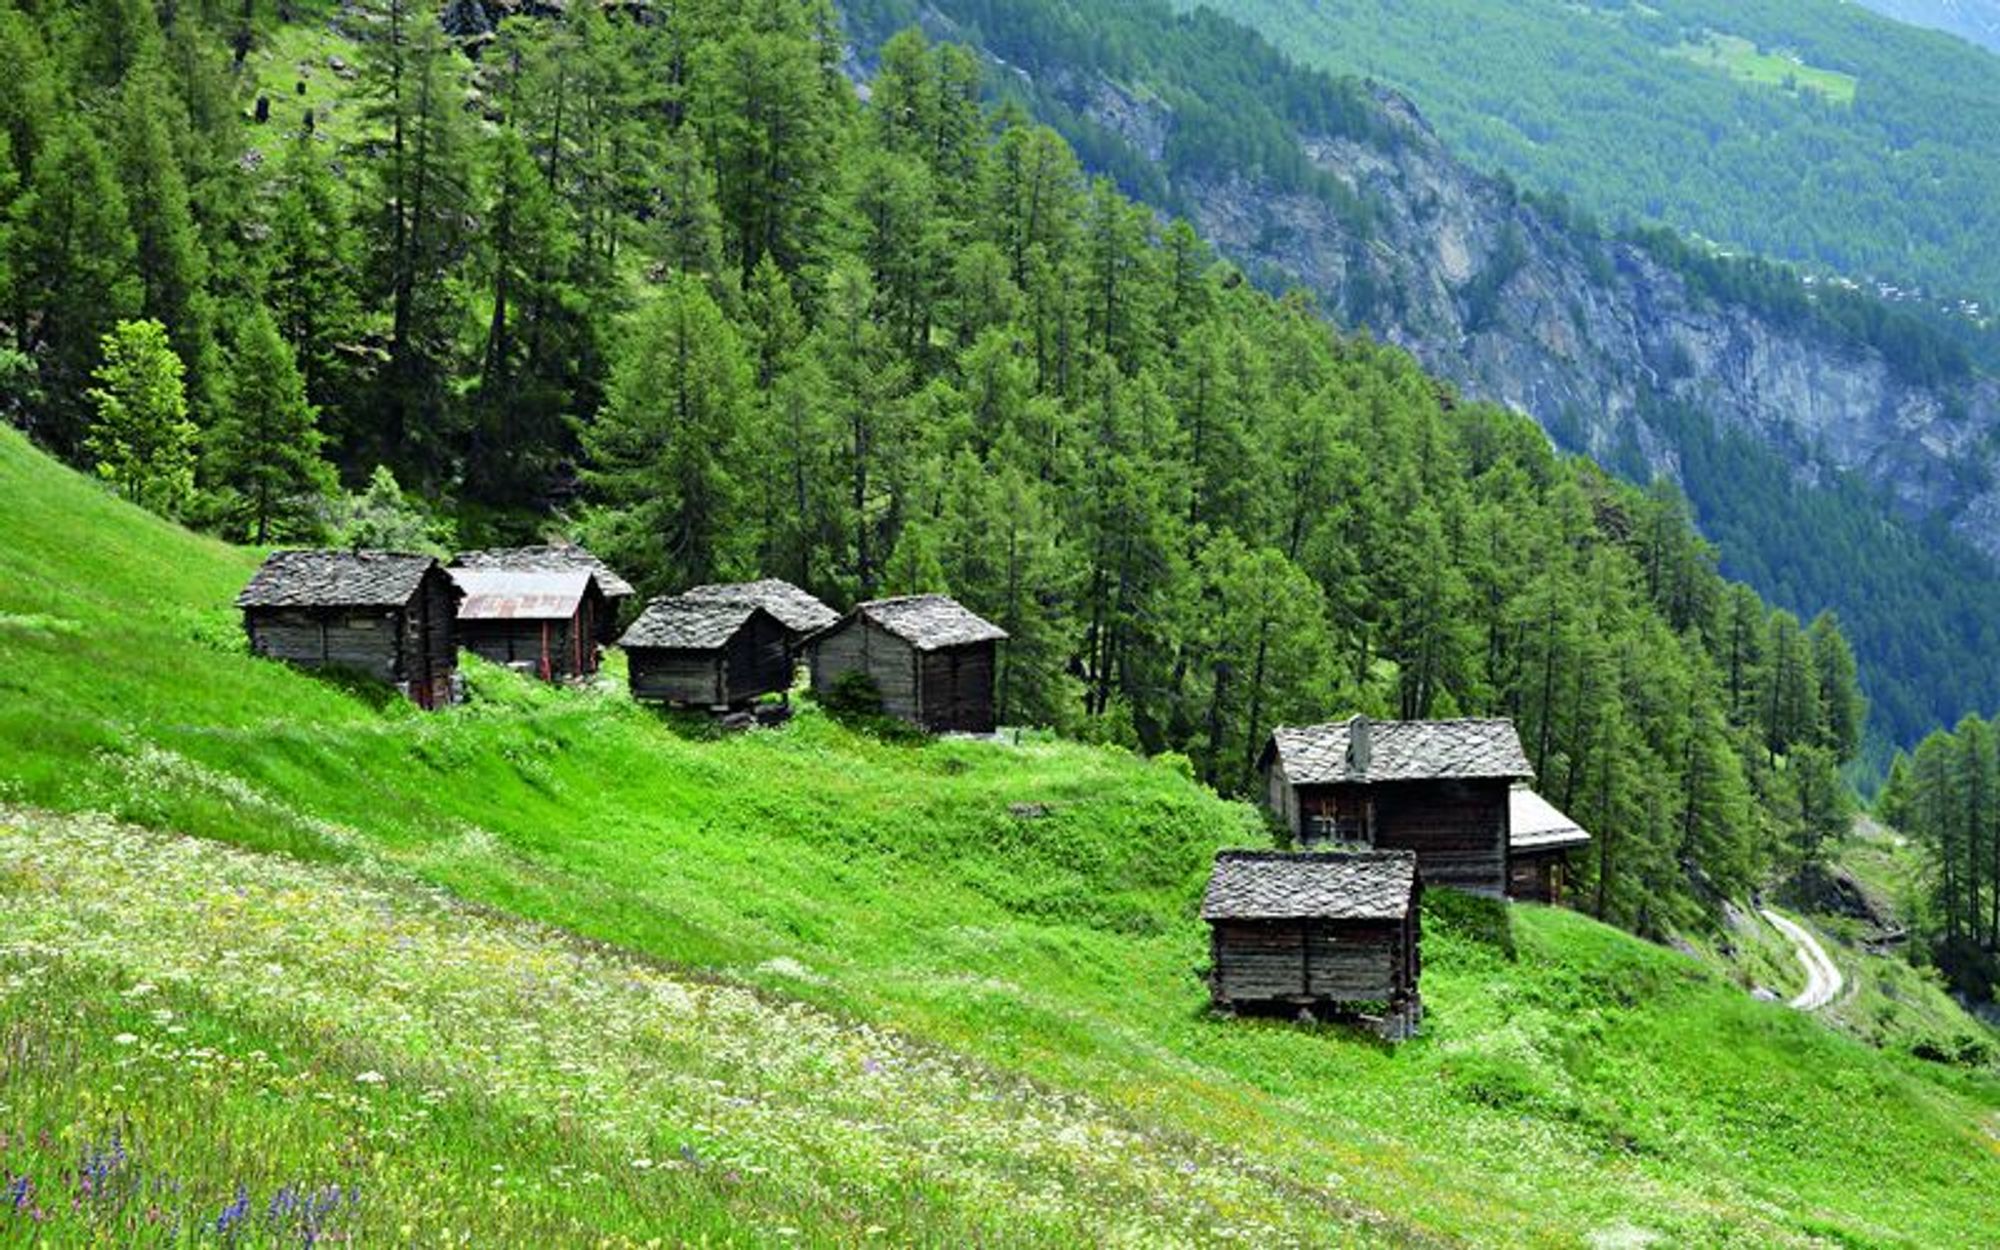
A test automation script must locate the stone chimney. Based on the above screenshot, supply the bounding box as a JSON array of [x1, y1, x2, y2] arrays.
[[1345, 713, 1372, 781]]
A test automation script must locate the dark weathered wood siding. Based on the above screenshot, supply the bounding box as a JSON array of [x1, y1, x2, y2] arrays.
[[1288, 778, 1509, 897], [810, 619, 920, 722], [917, 641, 997, 733], [1209, 913, 1420, 1006], [243, 566, 460, 708], [1507, 851, 1569, 903], [458, 585, 606, 681], [628, 612, 790, 706]]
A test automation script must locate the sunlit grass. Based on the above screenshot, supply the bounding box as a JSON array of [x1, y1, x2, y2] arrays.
[[4, 427, 2000, 1243]]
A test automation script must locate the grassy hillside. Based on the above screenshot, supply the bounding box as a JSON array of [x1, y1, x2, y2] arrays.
[[1184, 0, 2000, 307], [4, 425, 2000, 1244]]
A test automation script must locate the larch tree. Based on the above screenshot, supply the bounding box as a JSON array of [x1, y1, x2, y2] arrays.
[[85, 318, 196, 516], [206, 306, 335, 543]]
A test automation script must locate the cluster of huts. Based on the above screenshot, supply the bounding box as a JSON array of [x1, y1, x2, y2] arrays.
[[234, 547, 1010, 732], [235, 548, 1593, 1044], [1202, 714, 1592, 1039]]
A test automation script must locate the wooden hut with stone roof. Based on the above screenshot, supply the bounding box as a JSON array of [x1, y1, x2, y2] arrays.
[[806, 594, 1007, 734], [1201, 849, 1423, 1039], [680, 578, 839, 648], [450, 545, 634, 642], [618, 596, 792, 709], [1258, 715, 1533, 897], [237, 550, 462, 709], [1507, 785, 1592, 904], [449, 567, 608, 682]]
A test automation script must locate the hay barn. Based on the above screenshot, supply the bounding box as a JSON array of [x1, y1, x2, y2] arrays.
[[450, 545, 635, 642], [619, 596, 792, 708], [807, 595, 1007, 734], [450, 568, 608, 681], [237, 550, 461, 709], [1201, 850, 1423, 1039], [1259, 716, 1532, 897]]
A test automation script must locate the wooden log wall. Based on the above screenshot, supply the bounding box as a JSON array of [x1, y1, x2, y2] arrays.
[[629, 649, 726, 704], [917, 642, 997, 733], [722, 615, 792, 703], [811, 621, 920, 723]]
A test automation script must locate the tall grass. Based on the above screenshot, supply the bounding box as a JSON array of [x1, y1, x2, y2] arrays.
[[4, 427, 1999, 1244]]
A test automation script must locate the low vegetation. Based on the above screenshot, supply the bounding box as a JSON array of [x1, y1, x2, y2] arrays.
[[3, 422, 1999, 1244]]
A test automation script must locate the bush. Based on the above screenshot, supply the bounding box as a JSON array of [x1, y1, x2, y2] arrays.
[[820, 670, 884, 719]]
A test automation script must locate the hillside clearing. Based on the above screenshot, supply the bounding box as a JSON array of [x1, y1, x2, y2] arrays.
[[2, 436, 1999, 1243]]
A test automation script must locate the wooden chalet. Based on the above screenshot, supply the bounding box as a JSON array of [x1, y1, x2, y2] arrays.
[[449, 568, 607, 682], [1507, 784, 1592, 904], [618, 596, 792, 709], [1201, 850, 1423, 1040], [450, 545, 635, 642], [1259, 715, 1533, 897], [237, 550, 462, 709], [807, 595, 1007, 734], [680, 578, 840, 648]]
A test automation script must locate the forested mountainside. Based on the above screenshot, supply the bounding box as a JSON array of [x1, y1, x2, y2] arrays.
[[843, 0, 2000, 762], [0, 0, 1870, 935], [1181, 0, 2000, 313], [1851, 0, 2000, 55]]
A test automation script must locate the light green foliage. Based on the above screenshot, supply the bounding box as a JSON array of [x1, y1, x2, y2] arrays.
[[331, 464, 450, 554], [85, 318, 195, 516], [0, 426, 1997, 1243]]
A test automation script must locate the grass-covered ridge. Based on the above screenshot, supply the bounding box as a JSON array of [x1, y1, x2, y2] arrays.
[[4, 427, 2000, 1243]]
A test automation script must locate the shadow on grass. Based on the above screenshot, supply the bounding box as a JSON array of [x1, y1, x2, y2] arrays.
[[1428, 889, 1518, 960]]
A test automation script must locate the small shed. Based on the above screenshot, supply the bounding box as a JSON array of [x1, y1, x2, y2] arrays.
[[680, 578, 840, 647], [1259, 716, 1532, 897], [1201, 850, 1423, 1039], [806, 595, 1007, 734], [450, 568, 607, 681], [1508, 785, 1592, 904], [237, 550, 462, 709], [450, 545, 635, 642], [619, 596, 792, 708]]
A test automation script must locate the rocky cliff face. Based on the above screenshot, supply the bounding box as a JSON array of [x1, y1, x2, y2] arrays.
[[1127, 81, 2000, 555]]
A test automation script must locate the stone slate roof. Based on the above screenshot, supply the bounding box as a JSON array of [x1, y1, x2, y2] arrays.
[[848, 595, 1007, 651], [451, 545, 635, 599], [682, 578, 839, 636], [451, 568, 596, 621], [1510, 784, 1592, 853], [1201, 850, 1419, 922], [618, 596, 771, 650], [237, 550, 445, 609], [1265, 717, 1532, 785]]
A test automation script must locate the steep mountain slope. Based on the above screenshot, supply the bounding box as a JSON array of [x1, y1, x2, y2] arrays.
[[1183, 0, 2000, 307], [1852, 0, 2000, 54], [842, 0, 2000, 754], [5, 430, 1999, 1244]]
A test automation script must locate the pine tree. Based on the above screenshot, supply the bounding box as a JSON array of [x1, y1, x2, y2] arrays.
[[582, 275, 752, 588], [9, 120, 140, 455], [85, 318, 196, 516], [206, 307, 335, 542]]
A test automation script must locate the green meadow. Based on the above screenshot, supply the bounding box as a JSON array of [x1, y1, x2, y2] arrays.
[[3, 426, 1998, 1244]]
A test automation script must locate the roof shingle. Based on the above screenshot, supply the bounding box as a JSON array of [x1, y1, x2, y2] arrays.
[[1267, 717, 1532, 785], [451, 545, 635, 599], [1510, 784, 1592, 852], [1200, 850, 1419, 921], [451, 568, 596, 621], [237, 550, 444, 609], [618, 596, 768, 650], [682, 578, 839, 635], [849, 595, 1007, 650]]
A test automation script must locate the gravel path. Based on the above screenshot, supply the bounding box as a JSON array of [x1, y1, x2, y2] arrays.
[[1762, 909, 1844, 1011]]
